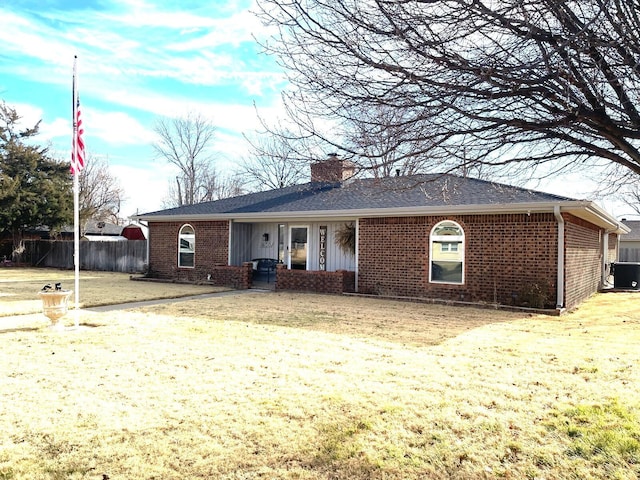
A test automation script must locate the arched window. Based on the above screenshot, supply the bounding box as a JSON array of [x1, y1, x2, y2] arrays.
[[430, 220, 464, 284], [178, 224, 195, 268]]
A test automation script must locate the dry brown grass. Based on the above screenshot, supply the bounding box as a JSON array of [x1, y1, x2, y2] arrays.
[[1, 268, 639, 479], [0, 268, 227, 317]]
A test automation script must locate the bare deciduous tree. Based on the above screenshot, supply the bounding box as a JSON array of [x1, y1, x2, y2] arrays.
[[342, 105, 450, 177], [79, 155, 123, 230], [257, 1, 640, 182], [153, 112, 220, 206], [161, 169, 245, 208], [240, 128, 314, 190]]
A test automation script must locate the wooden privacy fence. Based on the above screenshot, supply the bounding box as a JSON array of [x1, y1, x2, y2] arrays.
[[22, 240, 148, 273], [619, 248, 640, 263]]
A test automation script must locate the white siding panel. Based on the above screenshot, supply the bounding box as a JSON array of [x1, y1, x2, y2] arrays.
[[231, 221, 355, 271], [251, 223, 279, 260], [307, 222, 355, 271], [230, 223, 252, 266]]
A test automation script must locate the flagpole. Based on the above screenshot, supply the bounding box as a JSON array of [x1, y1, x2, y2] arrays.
[[72, 56, 80, 328]]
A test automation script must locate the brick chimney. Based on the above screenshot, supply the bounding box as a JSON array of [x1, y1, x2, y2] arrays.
[[310, 153, 355, 182]]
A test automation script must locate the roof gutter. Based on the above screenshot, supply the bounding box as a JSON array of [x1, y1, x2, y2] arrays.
[[554, 206, 565, 310]]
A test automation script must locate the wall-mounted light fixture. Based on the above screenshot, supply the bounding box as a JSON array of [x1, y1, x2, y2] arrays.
[[263, 233, 270, 242]]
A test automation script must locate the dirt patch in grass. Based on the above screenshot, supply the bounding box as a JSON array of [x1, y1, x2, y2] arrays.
[[139, 291, 521, 346]]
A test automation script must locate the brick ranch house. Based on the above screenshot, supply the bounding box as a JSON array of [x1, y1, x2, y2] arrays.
[[136, 158, 628, 312]]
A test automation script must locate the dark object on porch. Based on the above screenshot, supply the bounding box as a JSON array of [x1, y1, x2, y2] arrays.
[[612, 262, 640, 290], [252, 258, 278, 283]]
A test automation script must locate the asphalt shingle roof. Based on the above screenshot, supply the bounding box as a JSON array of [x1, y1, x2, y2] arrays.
[[140, 174, 574, 217], [621, 220, 640, 241]]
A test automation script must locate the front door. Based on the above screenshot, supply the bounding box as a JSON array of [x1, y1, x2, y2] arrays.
[[289, 226, 308, 270]]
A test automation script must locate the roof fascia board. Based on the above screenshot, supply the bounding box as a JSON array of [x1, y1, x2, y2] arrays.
[[561, 201, 629, 234]]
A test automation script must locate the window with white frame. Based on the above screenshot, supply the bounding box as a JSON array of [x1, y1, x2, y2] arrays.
[[430, 220, 464, 284], [178, 224, 195, 268], [440, 242, 459, 252]]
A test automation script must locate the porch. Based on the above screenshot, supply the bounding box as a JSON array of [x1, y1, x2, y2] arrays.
[[236, 221, 355, 293], [229, 220, 356, 275]]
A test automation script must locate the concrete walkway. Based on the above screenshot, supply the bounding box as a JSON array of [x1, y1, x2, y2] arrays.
[[0, 288, 270, 332], [86, 288, 269, 312]]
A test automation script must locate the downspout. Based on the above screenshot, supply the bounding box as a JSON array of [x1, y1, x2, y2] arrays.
[[601, 230, 612, 288], [355, 219, 359, 292], [554, 206, 565, 310]]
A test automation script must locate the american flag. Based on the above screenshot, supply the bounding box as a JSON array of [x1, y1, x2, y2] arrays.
[[71, 96, 85, 174]]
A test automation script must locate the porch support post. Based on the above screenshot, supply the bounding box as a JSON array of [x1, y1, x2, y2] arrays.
[[355, 218, 359, 293], [602, 230, 608, 288], [227, 219, 233, 266]]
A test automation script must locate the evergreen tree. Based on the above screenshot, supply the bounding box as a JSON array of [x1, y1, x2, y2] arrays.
[[0, 102, 72, 257]]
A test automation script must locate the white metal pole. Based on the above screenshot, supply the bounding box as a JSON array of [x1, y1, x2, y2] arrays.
[[72, 56, 80, 328]]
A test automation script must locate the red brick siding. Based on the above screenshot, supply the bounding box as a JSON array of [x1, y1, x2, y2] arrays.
[[310, 159, 355, 182], [358, 214, 559, 306], [276, 265, 356, 294], [148, 221, 229, 282], [147, 213, 608, 309], [563, 214, 602, 309], [209, 263, 252, 289]]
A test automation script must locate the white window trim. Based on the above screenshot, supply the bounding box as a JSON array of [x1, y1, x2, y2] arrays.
[[429, 221, 465, 285], [178, 224, 195, 269], [288, 225, 309, 270]]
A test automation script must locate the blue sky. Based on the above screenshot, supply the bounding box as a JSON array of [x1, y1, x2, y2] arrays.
[[0, 0, 286, 217], [0, 0, 635, 220]]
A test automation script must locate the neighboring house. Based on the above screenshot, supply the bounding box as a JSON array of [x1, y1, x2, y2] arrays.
[[82, 221, 146, 242], [619, 220, 640, 262], [136, 156, 628, 311], [83, 220, 126, 242]]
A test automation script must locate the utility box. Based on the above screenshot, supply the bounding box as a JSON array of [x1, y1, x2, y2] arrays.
[[612, 262, 640, 290]]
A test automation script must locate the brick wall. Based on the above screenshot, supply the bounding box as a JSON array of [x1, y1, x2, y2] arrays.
[[358, 214, 560, 307], [209, 262, 252, 289], [275, 265, 356, 294], [563, 214, 602, 309], [148, 221, 230, 283], [147, 213, 608, 309]]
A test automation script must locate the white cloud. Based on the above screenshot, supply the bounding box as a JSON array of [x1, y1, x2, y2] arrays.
[[7, 102, 44, 128], [2, 99, 156, 153], [86, 110, 157, 146], [0, 0, 294, 216], [91, 82, 286, 133], [111, 163, 172, 216], [0, 1, 279, 91], [40, 118, 71, 142]]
